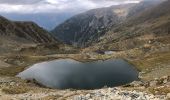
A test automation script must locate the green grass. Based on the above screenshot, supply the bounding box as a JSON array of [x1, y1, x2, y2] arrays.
[[131, 51, 170, 71]]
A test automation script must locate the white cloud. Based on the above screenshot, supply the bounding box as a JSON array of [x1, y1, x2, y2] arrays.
[[0, 0, 141, 14]]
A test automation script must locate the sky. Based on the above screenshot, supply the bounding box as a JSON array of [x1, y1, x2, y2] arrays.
[[0, 0, 141, 30], [0, 0, 141, 14]]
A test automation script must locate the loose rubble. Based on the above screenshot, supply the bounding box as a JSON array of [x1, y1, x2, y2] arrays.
[[72, 88, 167, 100], [0, 76, 169, 100]]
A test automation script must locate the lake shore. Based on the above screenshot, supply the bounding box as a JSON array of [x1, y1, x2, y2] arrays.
[[0, 47, 170, 99]]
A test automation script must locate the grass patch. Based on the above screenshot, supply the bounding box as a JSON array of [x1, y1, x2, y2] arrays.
[[131, 51, 170, 71], [2, 86, 30, 94], [0, 66, 26, 76], [0, 55, 57, 76], [148, 86, 170, 95]]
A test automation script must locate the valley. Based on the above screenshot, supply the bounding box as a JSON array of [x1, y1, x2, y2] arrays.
[[0, 0, 170, 99]]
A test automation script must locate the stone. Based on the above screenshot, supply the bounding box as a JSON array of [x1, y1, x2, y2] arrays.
[[149, 80, 158, 86], [10, 82, 15, 86], [168, 76, 170, 81], [167, 93, 170, 99], [163, 79, 168, 84], [85, 94, 91, 98], [161, 76, 169, 84], [130, 81, 144, 87]]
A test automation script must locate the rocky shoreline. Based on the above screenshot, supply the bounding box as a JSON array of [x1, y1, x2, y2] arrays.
[[0, 50, 169, 100], [73, 88, 167, 100], [0, 75, 169, 100]]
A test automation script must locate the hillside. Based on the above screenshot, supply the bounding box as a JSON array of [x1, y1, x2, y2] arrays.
[[51, 4, 134, 47], [0, 1, 170, 99], [0, 16, 56, 43], [0, 16, 77, 55], [82, 0, 170, 82], [88, 0, 169, 51]]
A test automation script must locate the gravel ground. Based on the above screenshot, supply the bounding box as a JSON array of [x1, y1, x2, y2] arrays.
[[0, 87, 168, 100]]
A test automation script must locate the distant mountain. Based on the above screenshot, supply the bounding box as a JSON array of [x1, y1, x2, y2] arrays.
[[0, 16, 56, 43], [1, 13, 74, 30], [51, 4, 134, 47], [0, 16, 78, 55], [0, 16, 62, 54]]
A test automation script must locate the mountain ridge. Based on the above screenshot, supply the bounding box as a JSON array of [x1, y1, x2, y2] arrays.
[[0, 15, 57, 43], [51, 4, 134, 47], [87, 0, 170, 51], [51, 0, 165, 48]]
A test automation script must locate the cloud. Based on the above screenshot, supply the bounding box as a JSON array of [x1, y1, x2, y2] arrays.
[[0, 0, 141, 14], [0, 0, 42, 5]]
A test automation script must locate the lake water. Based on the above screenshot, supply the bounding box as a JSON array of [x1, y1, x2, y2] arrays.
[[17, 59, 138, 89]]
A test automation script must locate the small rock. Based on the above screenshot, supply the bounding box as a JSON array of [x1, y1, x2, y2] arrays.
[[10, 82, 15, 86], [163, 79, 168, 84], [168, 76, 170, 81], [149, 80, 158, 86], [4, 59, 8, 62], [155, 91, 159, 94], [85, 94, 91, 98], [130, 81, 144, 87], [167, 93, 170, 99], [131, 93, 139, 99], [165, 82, 170, 86], [160, 76, 169, 84]]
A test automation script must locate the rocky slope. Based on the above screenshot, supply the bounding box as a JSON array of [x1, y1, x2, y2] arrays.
[[0, 76, 169, 100], [51, 0, 164, 48], [86, 0, 169, 51], [51, 4, 134, 47], [0, 1, 169, 100], [0, 16, 56, 43], [127, 0, 163, 17], [83, 0, 170, 81], [0, 16, 78, 55], [0, 16, 54, 54]]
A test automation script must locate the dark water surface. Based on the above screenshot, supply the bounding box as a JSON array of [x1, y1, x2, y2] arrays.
[[17, 59, 138, 89]]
